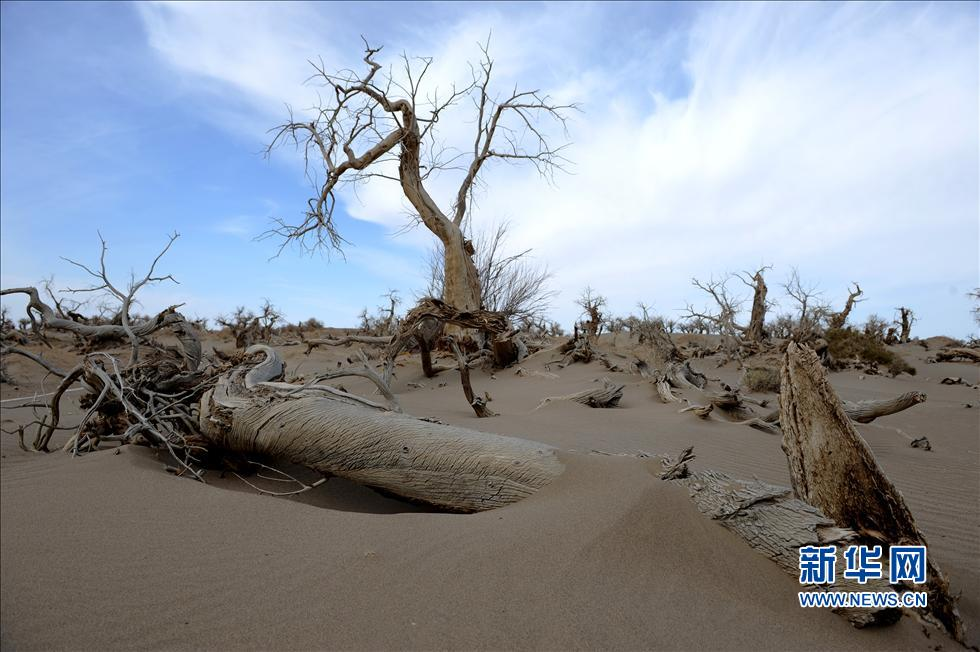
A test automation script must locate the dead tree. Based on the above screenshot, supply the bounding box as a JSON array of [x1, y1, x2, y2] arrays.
[[217, 308, 261, 349], [683, 275, 748, 362], [575, 287, 606, 340], [779, 343, 963, 641], [382, 297, 508, 383], [781, 268, 829, 342], [895, 307, 915, 343], [634, 303, 684, 363], [266, 40, 573, 320], [735, 265, 772, 342], [426, 222, 555, 325], [829, 283, 864, 330], [1, 236, 198, 371]]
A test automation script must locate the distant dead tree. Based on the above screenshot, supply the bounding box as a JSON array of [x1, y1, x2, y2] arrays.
[[828, 282, 864, 330], [734, 265, 772, 342], [266, 38, 573, 320], [781, 268, 829, 342], [575, 287, 606, 339], [218, 300, 282, 349], [426, 222, 554, 324], [894, 307, 915, 343], [356, 290, 402, 337], [682, 275, 748, 362]]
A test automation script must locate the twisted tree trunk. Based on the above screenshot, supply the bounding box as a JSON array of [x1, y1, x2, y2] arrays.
[[780, 343, 963, 642], [746, 271, 768, 342], [199, 348, 561, 512]]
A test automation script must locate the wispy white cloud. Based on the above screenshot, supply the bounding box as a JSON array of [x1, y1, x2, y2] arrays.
[[136, 1, 978, 335], [211, 215, 256, 239]]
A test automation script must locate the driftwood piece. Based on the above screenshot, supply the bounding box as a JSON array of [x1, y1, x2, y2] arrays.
[[663, 360, 707, 390], [841, 392, 927, 424], [557, 326, 595, 366], [734, 417, 781, 435], [491, 330, 529, 368], [678, 403, 713, 419], [910, 436, 931, 451], [537, 378, 624, 409], [199, 348, 562, 512], [706, 387, 753, 420], [780, 343, 964, 641], [675, 467, 901, 628], [654, 375, 681, 403], [935, 347, 980, 363], [303, 334, 392, 354], [659, 446, 695, 479]]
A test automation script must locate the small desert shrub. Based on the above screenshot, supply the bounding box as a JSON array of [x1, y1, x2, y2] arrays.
[[826, 328, 916, 376], [886, 356, 916, 377], [743, 366, 781, 393], [863, 314, 889, 342]]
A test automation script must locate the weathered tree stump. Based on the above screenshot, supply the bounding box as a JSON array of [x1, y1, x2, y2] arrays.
[[780, 343, 964, 642]]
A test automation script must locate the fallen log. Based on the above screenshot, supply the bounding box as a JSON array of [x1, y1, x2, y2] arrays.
[[780, 343, 964, 642], [842, 392, 927, 424], [760, 389, 927, 425], [199, 347, 562, 512], [303, 334, 392, 354], [537, 378, 624, 409], [678, 403, 713, 419], [934, 347, 980, 363], [734, 417, 781, 435], [673, 466, 901, 628]]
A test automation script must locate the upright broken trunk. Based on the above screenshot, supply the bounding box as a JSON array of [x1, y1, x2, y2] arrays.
[[779, 343, 964, 642], [199, 348, 561, 512], [746, 271, 768, 342], [896, 307, 914, 344], [829, 283, 863, 330]]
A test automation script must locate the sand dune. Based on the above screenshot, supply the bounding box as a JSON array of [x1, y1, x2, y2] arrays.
[[1, 335, 977, 650]]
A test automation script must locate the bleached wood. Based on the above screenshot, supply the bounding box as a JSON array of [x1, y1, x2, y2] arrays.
[[780, 343, 963, 641]]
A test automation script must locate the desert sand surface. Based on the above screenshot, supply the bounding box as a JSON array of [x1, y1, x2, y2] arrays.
[[1, 334, 978, 651]]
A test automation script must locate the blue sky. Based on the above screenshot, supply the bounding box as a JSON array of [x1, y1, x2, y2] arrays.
[[1, 1, 977, 337]]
